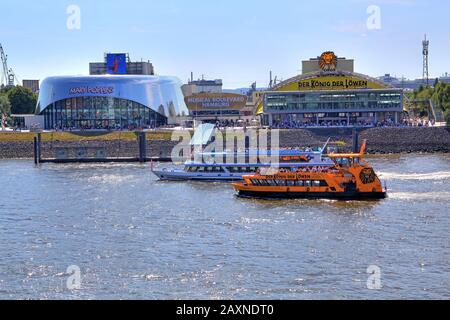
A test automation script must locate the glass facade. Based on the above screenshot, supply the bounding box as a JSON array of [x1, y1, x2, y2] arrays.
[[42, 97, 167, 130], [263, 89, 404, 126], [265, 90, 402, 113]]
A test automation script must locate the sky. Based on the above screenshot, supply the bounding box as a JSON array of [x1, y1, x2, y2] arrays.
[[0, 0, 449, 88]]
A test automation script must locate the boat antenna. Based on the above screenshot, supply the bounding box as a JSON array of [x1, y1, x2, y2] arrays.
[[321, 138, 331, 154], [359, 139, 367, 156]]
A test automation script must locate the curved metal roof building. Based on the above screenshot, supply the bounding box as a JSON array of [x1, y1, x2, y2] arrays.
[[36, 75, 188, 130]]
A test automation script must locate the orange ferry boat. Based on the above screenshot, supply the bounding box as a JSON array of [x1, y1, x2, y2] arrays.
[[233, 140, 387, 200]]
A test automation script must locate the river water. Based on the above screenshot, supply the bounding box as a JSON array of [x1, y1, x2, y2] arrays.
[[0, 154, 449, 300]]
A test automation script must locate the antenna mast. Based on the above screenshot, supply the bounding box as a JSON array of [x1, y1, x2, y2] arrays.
[[422, 34, 429, 85]]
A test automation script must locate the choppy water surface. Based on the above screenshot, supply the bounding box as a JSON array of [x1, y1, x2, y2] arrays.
[[0, 154, 449, 299]]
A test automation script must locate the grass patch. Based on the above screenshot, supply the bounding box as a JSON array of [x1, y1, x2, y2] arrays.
[[0, 131, 174, 142]]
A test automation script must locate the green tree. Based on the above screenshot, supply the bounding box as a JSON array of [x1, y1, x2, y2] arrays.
[[0, 94, 11, 116], [445, 110, 450, 127], [6, 86, 37, 114]]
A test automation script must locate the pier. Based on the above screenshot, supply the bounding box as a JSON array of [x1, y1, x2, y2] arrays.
[[32, 131, 175, 164]]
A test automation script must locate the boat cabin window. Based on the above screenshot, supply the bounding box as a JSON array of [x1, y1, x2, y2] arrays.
[[287, 180, 295, 186], [305, 181, 312, 187], [295, 180, 304, 187], [336, 158, 355, 167], [320, 180, 329, 187], [313, 180, 321, 187], [251, 179, 261, 186]]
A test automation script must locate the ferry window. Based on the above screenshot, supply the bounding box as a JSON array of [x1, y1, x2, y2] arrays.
[[313, 181, 321, 187], [295, 180, 304, 187], [320, 180, 329, 187], [206, 167, 213, 172], [305, 181, 312, 187], [260, 180, 269, 186], [276, 180, 287, 186], [191, 167, 199, 172], [287, 180, 295, 186], [197, 167, 205, 172]]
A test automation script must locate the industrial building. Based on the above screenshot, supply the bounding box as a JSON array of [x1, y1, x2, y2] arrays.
[[22, 80, 40, 93], [89, 53, 155, 76]]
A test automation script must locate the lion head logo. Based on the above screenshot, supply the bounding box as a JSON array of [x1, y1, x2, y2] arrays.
[[319, 51, 338, 71], [360, 168, 376, 184]]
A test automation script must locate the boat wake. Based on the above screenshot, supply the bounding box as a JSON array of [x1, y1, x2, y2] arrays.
[[389, 192, 450, 201], [378, 171, 450, 181]]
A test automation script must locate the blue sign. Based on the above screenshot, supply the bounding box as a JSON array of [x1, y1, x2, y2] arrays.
[[106, 54, 127, 75]]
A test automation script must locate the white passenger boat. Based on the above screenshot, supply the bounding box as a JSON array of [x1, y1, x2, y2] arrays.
[[152, 143, 335, 182]]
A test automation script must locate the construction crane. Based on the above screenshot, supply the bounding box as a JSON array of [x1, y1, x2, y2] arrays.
[[0, 43, 17, 87]]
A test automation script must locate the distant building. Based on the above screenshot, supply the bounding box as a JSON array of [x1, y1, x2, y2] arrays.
[[440, 73, 450, 84], [181, 77, 223, 97], [89, 53, 155, 75], [378, 73, 450, 90], [22, 80, 39, 93]]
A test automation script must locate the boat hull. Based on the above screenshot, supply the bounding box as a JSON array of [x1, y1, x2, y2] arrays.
[[236, 190, 387, 201], [152, 170, 244, 182]]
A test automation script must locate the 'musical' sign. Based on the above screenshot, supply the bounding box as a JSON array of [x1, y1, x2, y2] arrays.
[[185, 93, 247, 110]]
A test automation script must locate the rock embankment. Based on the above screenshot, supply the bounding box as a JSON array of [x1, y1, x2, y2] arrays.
[[0, 127, 449, 159], [359, 127, 450, 153], [276, 127, 450, 153]]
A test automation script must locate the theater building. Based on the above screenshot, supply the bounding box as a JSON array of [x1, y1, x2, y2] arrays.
[[185, 92, 250, 123], [257, 52, 404, 127], [35, 75, 188, 130]]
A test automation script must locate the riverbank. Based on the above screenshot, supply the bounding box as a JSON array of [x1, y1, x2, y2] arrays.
[[278, 127, 450, 154], [0, 127, 449, 159]]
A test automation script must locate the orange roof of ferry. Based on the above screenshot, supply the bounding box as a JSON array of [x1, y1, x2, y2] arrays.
[[327, 140, 367, 159]]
